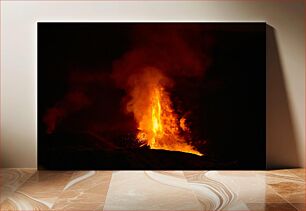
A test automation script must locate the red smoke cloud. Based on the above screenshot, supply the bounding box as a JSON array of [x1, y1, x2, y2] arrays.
[[112, 24, 213, 89], [43, 90, 91, 134]]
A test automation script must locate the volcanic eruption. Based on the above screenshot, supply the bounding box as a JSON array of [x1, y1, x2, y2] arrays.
[[112, 24, 210, 156], [127, 67, 202, 156]]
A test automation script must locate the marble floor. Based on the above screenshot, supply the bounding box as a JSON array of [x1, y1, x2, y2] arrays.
[[0, 169, 304, 210]]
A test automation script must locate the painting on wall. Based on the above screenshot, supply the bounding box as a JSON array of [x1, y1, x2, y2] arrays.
[[38, 23, 266, 169]]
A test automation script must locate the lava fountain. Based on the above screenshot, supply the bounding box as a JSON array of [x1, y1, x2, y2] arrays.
[[126, 67, 203, 156]]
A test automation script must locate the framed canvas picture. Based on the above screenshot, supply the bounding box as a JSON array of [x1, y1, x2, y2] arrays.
[[38, 23, 266, 170]]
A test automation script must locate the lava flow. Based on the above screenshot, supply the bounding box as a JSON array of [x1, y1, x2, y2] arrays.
[[127, 68, 203, 156]]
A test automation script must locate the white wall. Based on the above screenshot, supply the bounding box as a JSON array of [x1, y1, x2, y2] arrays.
[[1, 1, 304, 168]]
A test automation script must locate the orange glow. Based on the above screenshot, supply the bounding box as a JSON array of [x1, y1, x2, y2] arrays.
[[128, 67, 203, 156], [179, 117, 190, 133]]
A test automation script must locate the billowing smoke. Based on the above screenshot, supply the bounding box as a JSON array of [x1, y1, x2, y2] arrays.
[[43, 90, 91, 134], [112, 24, 212, 117], [42, 70, 112, 134], [112, 24, 212, 89]]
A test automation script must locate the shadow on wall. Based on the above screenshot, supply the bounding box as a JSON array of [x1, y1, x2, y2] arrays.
[[266, 25, 299, 169]]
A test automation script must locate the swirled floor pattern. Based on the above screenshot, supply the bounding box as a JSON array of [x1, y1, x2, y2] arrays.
[[0, 169, 304, 210]]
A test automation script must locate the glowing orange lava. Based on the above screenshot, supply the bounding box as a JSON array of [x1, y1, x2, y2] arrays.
[[127, 67, 203, 156]]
